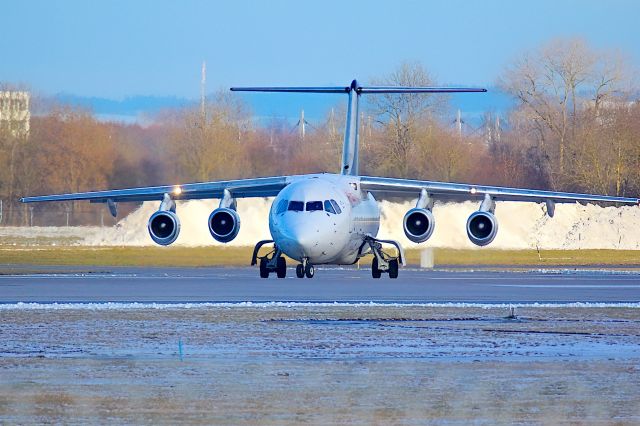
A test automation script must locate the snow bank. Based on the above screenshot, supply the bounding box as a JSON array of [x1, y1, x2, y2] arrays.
[[82, 198, 640, 249], [4, 198, 640, 249]]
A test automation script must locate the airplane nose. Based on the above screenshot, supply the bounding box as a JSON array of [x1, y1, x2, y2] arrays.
[[277, 221, 318, 259]]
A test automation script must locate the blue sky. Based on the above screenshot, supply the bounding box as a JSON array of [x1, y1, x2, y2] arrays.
[[2, 0, 639, 121]]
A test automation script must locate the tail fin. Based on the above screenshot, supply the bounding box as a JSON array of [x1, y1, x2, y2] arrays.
[[230, 80, 486, 176]]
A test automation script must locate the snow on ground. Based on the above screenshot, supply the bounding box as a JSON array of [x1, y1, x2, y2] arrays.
[[2, 198, 640, 249]]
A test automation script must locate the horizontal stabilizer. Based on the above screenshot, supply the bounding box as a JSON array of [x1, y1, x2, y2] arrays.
[[230, 86, 349, 93], [358, 86, 486, 94], [231, 81, 486, 94]]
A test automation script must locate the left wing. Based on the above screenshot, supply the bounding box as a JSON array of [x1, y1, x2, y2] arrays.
[[359, 176, 639, 205], [20, 176, 290, 204]]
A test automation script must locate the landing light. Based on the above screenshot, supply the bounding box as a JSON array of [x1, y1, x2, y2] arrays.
[[173, 186, 183, 196], [470, 187, 477, 194]]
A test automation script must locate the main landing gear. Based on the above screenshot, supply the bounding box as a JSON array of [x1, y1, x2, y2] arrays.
[[295, 258, 314, 278], [362, 236, 404, 279], [251, 239, 286, 279]]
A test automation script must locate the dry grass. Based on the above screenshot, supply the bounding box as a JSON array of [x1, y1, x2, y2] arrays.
[[409, 248, 640, 266], [2, 245, 640, 268]]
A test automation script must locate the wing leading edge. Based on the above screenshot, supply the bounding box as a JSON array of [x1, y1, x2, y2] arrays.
[[359, 176, 639, 205], [20, 176, 290, 204]]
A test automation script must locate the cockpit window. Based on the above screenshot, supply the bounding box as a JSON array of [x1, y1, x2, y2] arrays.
[[324, 200, 336, 214], [330, 199, 342, 214], [288, 201, 304, 212], [306, 201, 323, 211], [276, 199, 288, 215]]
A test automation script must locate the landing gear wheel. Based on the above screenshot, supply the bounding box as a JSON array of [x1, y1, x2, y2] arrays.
[[276, 257, 287, 278], [304, 263, 315, 278], [371, 257, 382, 279], [259, 258, 269, 278], [388, 258, 399, 279], [296, 264, 305, 278]]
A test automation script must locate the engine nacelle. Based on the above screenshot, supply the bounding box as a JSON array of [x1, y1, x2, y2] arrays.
[[403, 208, 436, 243], [147, 210, 180, 246], [209, 207, 240, 243], [466, 211, 498, 246]]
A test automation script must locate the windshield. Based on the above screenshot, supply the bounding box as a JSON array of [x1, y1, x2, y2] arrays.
[[276, 199, 288, 215], [306, 201, 323, 211], [330, 199, 342, 214], [288, 201, 304, 212], [324, 200, 336, 214]]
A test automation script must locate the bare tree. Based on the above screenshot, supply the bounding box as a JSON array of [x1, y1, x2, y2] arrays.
[[369, 62, 446, 176], [165, 91, 251, 182], [499, 37, 634, 191]]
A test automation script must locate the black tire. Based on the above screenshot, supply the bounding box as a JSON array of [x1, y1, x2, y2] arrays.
[[371, 257, 381, 279], [259, 258, 269, 279], [296, 264, 305, 278], [388, 259, 399, 279], [276, 257, 286, 278], [305, 263, 315, 278]]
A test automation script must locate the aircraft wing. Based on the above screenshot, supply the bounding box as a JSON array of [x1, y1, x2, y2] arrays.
[[20, 176, 290, 204], [359, 176, 639, 205]]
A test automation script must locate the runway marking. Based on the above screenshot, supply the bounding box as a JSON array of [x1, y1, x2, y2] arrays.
[[0, 301, 639, 310]]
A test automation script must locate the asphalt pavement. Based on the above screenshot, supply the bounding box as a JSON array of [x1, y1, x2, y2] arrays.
[[1, 266, 639, 303]]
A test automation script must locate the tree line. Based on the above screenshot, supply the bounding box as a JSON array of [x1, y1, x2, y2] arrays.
[[1, 37, 639, 225]]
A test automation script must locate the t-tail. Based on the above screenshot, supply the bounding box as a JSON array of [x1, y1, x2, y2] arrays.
[[231, 80, 486, 176]]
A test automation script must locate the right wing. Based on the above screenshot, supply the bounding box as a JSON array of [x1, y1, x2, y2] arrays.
[[20, 176, 291, 204]]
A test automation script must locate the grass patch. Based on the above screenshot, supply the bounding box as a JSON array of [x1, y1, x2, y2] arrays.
[[406, 248, 640, 266], [0, 246, 258, 267], [2, 246, 640, 268]]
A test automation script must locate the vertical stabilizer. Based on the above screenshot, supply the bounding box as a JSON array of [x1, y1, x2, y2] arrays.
[[341, 80, 360, 176]]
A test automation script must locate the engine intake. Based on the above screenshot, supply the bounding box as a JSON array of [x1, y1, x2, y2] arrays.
[[403, 208, 435, 243], [466, 211, 498, 246], [148, 210, 180, 246], [209, 207, 240, 243]]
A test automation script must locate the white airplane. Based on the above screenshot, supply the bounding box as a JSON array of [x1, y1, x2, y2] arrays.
[[21, 80, 639, 279]]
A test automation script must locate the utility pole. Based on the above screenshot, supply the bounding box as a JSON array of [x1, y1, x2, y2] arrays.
[[329, 108, 337, 142], [299, 109, 306, 140], [359, 111, 365, 145], [200, 61, 206, 124]]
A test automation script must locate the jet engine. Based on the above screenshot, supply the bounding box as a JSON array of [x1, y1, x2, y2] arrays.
[[148, 210, 181, 246], [466, 210, 498, 246], [403, 208, 435, 243], [209, 207, 241, 243]]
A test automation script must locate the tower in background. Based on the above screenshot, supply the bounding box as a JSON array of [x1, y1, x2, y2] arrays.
[[0, 91, 30, 136]]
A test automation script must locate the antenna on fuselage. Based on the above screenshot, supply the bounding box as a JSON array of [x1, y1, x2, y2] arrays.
[[230, 81, 486, 176]]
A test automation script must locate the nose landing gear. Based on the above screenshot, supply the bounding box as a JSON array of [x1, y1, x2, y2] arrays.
[[296, 258, 314, 278], [252, 239, 287, 279]]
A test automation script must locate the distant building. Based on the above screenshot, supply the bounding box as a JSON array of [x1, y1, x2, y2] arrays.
[[0, 91, 30, 136]]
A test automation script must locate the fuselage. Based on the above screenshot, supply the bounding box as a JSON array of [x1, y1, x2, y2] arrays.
[[268, 174, 380, 265]]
